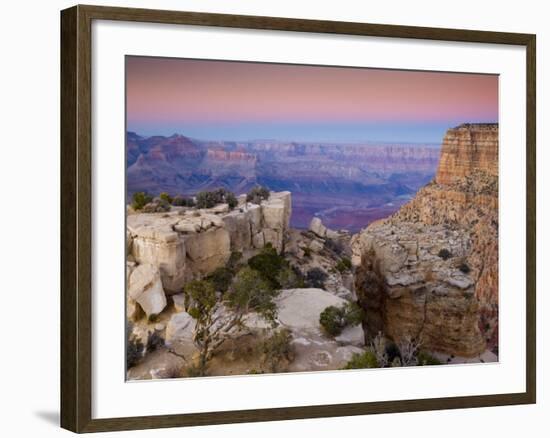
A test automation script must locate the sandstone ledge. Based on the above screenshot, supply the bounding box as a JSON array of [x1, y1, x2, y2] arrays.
[[127, 191, 291, 293]]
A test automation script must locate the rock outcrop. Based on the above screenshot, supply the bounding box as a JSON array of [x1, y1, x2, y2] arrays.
[[352, 223, 485, 356], [435, 123, 498, 185], [352, 123, 499, 356], [127, 191, 291, 293], [128, 264, 167, 318]]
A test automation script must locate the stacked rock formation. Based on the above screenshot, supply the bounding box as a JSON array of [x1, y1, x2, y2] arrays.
[[126, 191, 291, 318], [352, 124, 499, 356]]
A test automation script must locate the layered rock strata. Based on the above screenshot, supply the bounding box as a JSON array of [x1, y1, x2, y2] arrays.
[[435, 123, 498, 185], [352, 124, 499, 356]]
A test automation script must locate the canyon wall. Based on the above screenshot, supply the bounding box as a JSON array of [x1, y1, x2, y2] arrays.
[[352, 124, 499, 356], [126, 132, 440, 231], [435, 123, 498, 185]]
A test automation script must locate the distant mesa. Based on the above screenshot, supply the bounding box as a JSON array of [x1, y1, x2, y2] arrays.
[[126, 131, 441, 232]]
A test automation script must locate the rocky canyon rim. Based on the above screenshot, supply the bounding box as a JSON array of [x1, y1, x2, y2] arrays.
[[125, 123, 499, 379]]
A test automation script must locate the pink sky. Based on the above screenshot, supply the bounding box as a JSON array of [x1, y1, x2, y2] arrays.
[[126, 56, 498, 142]]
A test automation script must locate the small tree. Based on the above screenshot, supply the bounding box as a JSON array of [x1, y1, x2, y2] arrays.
[[183, 268, 279, 376], [276, 265, 305, 289], [228, 267, 278, 321], [260, 328, 294, 373], [336, 257, 352, 273], [131, 192, 153, 210], [172, 195, 196, 207], [195, 191, 218, 209], [248, 244, 287, 288], [195, 188, 238, 210], [225, 191, 238, 210], [438, 248, 452, 260], [246, 186, 270, 204], [159, 192, 173, 204], [206, 267, 234, 293]]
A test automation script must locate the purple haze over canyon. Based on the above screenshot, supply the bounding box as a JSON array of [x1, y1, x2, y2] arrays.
[[126, 57, 498, 231]]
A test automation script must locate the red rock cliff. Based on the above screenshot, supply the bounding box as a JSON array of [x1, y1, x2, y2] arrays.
[[436, 123, 498, 185], [352, 123, 499, 357]]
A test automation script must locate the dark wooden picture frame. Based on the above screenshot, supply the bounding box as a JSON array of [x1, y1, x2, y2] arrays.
[[60, 4, 536, 433]]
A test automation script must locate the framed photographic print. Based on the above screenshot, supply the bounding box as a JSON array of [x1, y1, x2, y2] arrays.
[[60, 4, 536, 433]]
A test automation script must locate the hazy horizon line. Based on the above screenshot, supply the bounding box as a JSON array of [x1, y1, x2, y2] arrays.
[[127, 130, 449, 147]]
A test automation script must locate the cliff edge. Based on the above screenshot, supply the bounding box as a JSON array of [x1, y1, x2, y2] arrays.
[[352, 123, 499, 357]]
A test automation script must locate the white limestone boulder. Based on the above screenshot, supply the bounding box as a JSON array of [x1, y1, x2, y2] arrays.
[[261, 191, 291, 231], [128, 264, 167, 318], [309, 217, 327, 238]]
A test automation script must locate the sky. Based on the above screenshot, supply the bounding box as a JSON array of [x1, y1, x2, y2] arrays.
[[126, 56, 498, 144]]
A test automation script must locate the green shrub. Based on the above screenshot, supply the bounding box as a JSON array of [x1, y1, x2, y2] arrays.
[[438, 248, 452, 260], [417, 351, 442, 366], [343, 302, 364, 326], [195, 191, 218, 209], [319, 302, 363, 336], [131, 192, 153, 210], [306, 267, 328, 289], [458, 262, 471, 274], [172, 195, 195, 207], [227, 267, 278, 321], [206, 267, 234, 293], [225, 191, 238, 209], [246, 186, 270, 204], [319, 306, 347, 336], [159, 192, 173, 204], [195, 188, 237, 209], [276, 265, 305, 289], [183, 266, 281, 375], [343, 351, 379, 369], [183, 280, 218, 320], [336, 257, 352, 273], [260, 328, 294, 373], [248, 245, 287, 288], [227, 251, 243, 270]]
